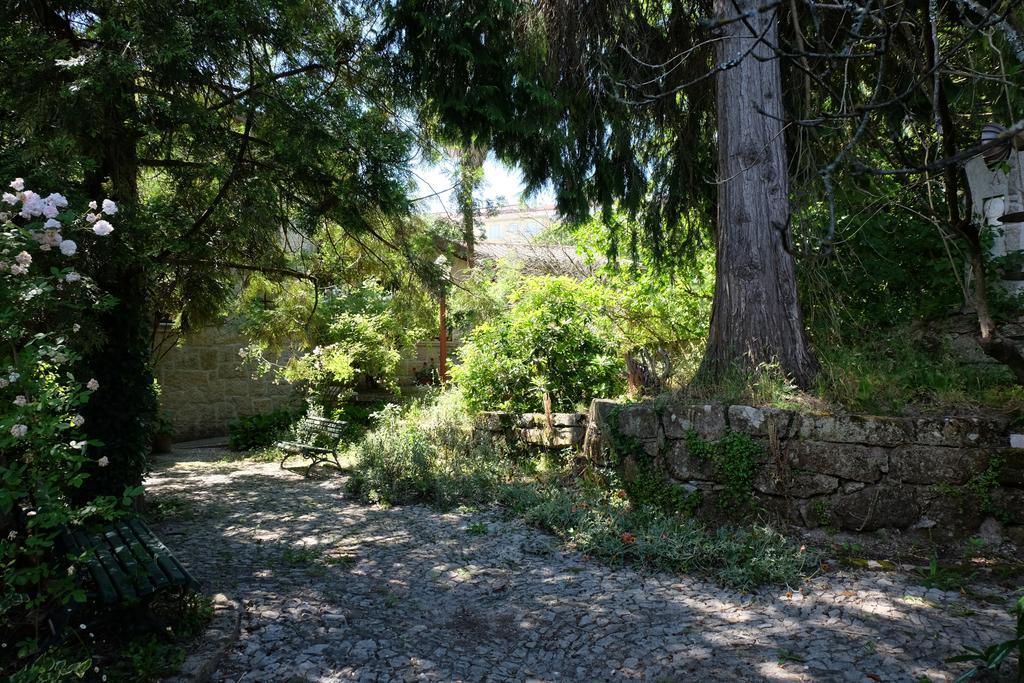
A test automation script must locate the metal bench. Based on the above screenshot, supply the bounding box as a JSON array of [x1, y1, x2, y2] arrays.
[[38, 517, 201, 642], [277, 415, 348, 476], [60, 518, 200, 606]]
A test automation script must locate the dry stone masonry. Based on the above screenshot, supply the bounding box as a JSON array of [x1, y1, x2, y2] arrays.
[[475, 401, 1024, 540]]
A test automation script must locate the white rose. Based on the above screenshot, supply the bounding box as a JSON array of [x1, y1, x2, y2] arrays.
[[9, 178, 24, 191], [59, 239, 77, 256], [87, 378, 99, 391], [88, 200, 97, 210], [10, 424, 27, 438], [43, 218, 61, 229], [47, 193, 68, 208], [1, 192, 16, 205], [92, 220, 114, 236], [101, 199, 118, 215], [97, 456, 109, 467], [65, 271, 82, 283], [13, 395, 26, 406], [15, 251, 31, 266]]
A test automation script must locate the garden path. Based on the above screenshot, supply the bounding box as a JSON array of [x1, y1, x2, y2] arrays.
[[147, 446, 1018, 682]]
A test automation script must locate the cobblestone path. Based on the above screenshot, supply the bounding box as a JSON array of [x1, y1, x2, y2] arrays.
[[147, 447, 1018, 682]]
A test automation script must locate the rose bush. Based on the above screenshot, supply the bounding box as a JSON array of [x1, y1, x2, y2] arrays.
[[0, 179, 135, 671]]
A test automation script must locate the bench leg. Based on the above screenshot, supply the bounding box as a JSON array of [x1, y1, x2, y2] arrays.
[[280, 451, 292, 469], [305, 456, 321, 478]]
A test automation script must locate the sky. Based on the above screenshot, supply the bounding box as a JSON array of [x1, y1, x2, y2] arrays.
[[411, 151, 554, 214]]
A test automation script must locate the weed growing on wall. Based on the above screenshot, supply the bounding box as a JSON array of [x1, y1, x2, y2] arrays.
[[685, 430, 762, 511]]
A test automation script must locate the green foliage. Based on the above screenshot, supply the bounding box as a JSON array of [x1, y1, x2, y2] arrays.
[[452, 276, 625, 412], [965, 455, 1008, 523], [346, 392, 804, 588], [685, 430, 762, 511], [228, 409, 297, 451], [384, 0, 717, 269], [1, 0, 419, 509], [498, 482, 806, 589], [946, 595, 1024, 682], [558, 215, 715, 360], [1, 184, 142, 666], [238, 278, 426, 406], [8, 655, 92, 683], [346, 391, 516, 509], [7, 590, 211, 682], [814, 334, 1024, 415], [616, 460, 701, 518], [916, 555, 974, 593], [682, 360, 801, 409]]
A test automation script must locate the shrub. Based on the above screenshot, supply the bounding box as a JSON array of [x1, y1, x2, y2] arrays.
[[452, 276, 624, 413], [497, 481, 807, 589], [228, 409, 297, 451], [237, 279, 423, 409], [0, 181, 146, 673], [346, 392, 806, 588], [346, 391, 515, 508]]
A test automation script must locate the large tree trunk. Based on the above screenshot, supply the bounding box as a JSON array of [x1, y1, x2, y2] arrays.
[[75, 35, 157, 502], [699, 0, 818, 388]]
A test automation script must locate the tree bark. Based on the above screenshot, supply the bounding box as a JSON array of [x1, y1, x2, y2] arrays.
[[699, 0, 818, 388]]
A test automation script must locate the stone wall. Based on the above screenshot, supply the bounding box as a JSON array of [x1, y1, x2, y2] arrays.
[[475, 400, 1024, 539], [153, 327, 295, 441], [474, 411, 589, 449]]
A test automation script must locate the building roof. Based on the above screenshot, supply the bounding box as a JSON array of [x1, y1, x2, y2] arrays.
[[473, 240, 598, 278]]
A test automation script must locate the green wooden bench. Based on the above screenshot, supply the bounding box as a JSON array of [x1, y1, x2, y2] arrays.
[[277, 415, 348, 476], [59, 518, 200, 606]]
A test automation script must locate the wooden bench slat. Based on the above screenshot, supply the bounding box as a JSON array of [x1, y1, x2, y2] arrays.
[[79, 530, 137, 603], [103, 527, 151, 596], [116, 521, 170, 591], [127, 519, 197, 589], [65, 531, 118, 604], [109, 524, 160, 596]]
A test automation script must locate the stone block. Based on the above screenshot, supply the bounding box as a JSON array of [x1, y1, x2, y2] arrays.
[[582, 399, 620, 463], [521, 426, 586, 449], [614, 403, 661, 440], [753, 468, 839, 498], [832, 485, 919, 531], [998, 448, 1024, 486], [727, 405, 800, 438], [992, 489, 1024, 525], [914, 416, 1009, 448], [799, 414, 915, 446], [199, 349, 219, 371], [475, 411, 512, 432], [663, 440, 716, 481], [889, 446, 991, 485], [661, 403, 728, 440], [915, 485, 986, 534], [788, 441, 888, 483]]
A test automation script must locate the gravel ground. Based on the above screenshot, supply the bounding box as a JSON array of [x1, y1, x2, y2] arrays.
[[146, 446, 1020, 682]]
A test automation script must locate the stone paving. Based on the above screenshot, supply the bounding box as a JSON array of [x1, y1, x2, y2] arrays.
[[146, 446, 1021, 682]]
